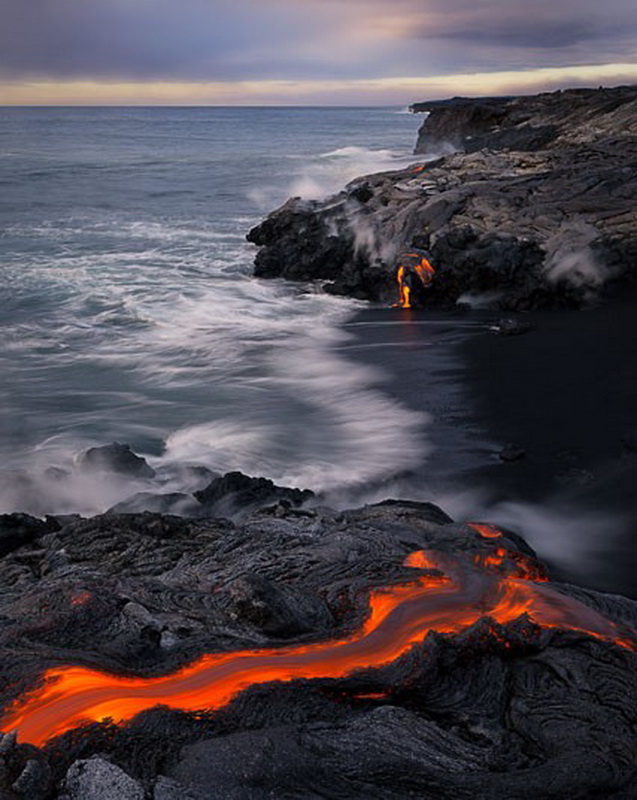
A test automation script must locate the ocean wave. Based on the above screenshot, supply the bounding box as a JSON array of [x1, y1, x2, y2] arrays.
[[3, 219, 254, 246], [248, 145, 419, 208], [318, 145, 404, 160], [160, 294, 428, 493]]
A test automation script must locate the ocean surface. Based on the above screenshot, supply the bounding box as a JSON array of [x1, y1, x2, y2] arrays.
[[0, 106, 436, 516]]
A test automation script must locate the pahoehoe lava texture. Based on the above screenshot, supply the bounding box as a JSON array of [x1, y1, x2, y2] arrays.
[[0, 499, 635, 798], [247, 86, 637, 310]]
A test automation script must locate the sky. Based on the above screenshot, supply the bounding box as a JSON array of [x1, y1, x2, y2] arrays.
[[0, 0, 635, 105]]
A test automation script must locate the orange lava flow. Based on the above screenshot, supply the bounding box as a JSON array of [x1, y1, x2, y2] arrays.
[[468, 523, 503, 539], [395, 254, 435, 308], [352, 691, 390, 700], [1, 550, 633, 748], [396, 265, 411, 308], [70, 592, 92, 608]]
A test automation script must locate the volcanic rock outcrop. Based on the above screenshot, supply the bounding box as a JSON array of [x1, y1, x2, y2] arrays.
[[247, 85, 637, 310], [410, 85, 637, 154], [78, 443, 156, 479], [0, 497, 634, 798]]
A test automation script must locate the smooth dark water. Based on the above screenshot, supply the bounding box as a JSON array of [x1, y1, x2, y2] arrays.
[[344, 305, 637, 597]]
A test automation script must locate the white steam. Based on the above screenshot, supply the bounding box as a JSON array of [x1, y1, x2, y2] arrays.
[[466, 497, 629, 588], [543, 220, 606, 290]]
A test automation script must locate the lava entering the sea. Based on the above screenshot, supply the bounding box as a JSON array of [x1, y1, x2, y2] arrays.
[[1, 544, 633, 748], [395, 253, 435, 308]]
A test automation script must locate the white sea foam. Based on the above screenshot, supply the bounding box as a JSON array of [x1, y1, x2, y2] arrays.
[[161, 324, 428, 492], [248, 145, 422, 208], [0, 215, 431, 515]]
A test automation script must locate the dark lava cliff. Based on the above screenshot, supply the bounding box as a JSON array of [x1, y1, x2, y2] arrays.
[[247, 86, 637, 310]]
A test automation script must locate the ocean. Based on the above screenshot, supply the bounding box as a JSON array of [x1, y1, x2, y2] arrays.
[[0, 106, 434, 516]]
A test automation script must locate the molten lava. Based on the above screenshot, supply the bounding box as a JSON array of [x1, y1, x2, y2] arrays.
[[468, 523, 503, 539], [70, 592, 92, 608], [395, 253, 435, 308], [1, 548, 633, 748], [468, 524, 547, 581]]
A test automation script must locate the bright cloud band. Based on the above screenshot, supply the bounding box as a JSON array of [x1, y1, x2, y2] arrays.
[[2, 63, 636, 106]]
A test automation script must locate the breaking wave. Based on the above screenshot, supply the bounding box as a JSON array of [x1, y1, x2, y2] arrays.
[[248, 144, 421, 208]]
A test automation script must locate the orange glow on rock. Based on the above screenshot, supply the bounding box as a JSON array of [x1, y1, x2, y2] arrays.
[[468, 524, 548, 581], [403, 550, 443, 571], [1, 549, 632, 748], [70, 592, 92, 608], [468, 522, 503, 539], [395, 254, 435, 308], [396, 265, 411, 308]]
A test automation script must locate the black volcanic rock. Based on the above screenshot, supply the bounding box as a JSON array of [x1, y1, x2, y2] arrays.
[[0, 513, 59, 558], [62, 756, 144, 799], [0, 499, 634, 798], [227, 573, 334, 637], [78, 442, 156, 479], [371, 498, 453, 524], [411, 85, 637, 154], [108, 492, 201, 517], [0, 731, 52, 799], [248, 87, 637, 310], [194, 471, 314, 517], [499, 443, 526, 462]]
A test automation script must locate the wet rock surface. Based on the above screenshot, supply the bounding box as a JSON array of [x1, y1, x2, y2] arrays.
[[193, 471, 315, 519], [489, 318, 535, 336], [0, 496, 633, 798], [77, 443, 156, 480], [247, 86, 637, 310]]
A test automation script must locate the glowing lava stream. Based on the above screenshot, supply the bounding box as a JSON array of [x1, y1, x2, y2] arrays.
[[396, 253, 435, 309], [1, 549, 633, 747]]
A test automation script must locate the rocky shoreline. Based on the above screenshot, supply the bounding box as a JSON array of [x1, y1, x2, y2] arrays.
[[247, 86, 637, 310]]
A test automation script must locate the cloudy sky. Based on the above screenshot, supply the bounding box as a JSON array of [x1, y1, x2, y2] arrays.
[[0, 0, 635, 104]]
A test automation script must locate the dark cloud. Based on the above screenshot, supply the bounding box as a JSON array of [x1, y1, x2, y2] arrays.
[[0, 0, 634, 83], [429, 19, 606, 49], [402, 0, 637, 52], [0, 0, 341, 81]]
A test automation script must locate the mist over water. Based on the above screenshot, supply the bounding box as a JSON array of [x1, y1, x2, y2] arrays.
[[0, 107, 427, 515]]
